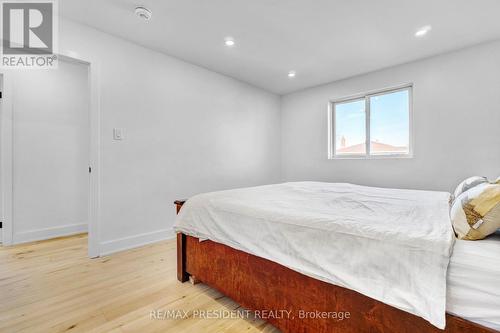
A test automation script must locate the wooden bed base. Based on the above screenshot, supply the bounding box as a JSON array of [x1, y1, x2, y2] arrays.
[[174, 200, 497, 333]]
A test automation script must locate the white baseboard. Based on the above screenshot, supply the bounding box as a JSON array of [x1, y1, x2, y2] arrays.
[[13, 223, 88, 244], [99, 228, 175, 256]]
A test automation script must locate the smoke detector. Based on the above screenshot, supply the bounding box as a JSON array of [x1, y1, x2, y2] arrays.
[[135, 6, 152, 21]]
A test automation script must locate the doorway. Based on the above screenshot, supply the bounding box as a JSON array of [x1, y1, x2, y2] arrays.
[[0, 56, 97, 256]]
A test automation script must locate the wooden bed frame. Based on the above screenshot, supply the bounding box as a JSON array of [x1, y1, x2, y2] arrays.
[[174, 200, 498, 333]]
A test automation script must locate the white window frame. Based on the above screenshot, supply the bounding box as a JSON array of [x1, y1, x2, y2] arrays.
[[328, 84, 413, 159]]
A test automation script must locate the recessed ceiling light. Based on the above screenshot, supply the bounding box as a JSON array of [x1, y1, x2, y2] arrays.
[[135, 6, 152, 21], [288, 70, 296, 78], [224, 37, 235, 47], [415, 25, 432, 37]]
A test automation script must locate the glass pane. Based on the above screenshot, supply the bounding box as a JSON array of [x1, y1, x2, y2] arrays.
[[335, 99, 366, 155], [369, 89, 410, 155]]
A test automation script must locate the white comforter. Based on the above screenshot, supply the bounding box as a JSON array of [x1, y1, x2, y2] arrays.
[[173, 182, 455, 328]]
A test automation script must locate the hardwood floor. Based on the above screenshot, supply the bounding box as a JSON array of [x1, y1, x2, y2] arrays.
[[0, 234, 279, 333]]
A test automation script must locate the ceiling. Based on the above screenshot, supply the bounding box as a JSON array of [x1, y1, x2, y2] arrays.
[[60, 0, 500, 94]]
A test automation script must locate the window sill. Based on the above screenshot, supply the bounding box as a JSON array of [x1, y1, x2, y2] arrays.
[[328, 154, 413, 160]]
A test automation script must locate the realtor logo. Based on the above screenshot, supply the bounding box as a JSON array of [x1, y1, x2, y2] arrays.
[[1, 0, 58, 68]]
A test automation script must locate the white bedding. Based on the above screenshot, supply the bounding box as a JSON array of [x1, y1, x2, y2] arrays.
[[173, 182, 455, 328], [447, 232, 500, 330]]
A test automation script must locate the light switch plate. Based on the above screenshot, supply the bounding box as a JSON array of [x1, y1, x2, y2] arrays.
[[113, 128, 125, 140]]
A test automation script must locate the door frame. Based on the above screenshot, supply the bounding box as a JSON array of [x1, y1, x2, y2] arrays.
[[0, 72, 13, 246], [0, 52, 101, 258]]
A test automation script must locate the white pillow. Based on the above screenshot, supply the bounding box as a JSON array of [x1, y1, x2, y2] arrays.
[[451, 182, 500, 240], [453, 176, 488, 200]]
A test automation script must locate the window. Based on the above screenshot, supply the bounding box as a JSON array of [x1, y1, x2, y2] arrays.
[[329, 86, 412, 158]]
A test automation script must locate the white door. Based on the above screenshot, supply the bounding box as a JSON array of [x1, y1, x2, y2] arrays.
[[11, 60, 90, 243]]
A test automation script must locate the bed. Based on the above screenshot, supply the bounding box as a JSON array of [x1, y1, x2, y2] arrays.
[[173, 182, 500, 332], [447, 234, 500, 330]]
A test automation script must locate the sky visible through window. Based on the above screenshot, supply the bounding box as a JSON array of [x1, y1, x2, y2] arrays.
[[335, 99, 366, 153], [335, 89, 409, 154]]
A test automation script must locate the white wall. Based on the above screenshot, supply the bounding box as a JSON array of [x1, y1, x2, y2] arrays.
[[57, 19, 281, 254], [281, 41, 500, 192], [9, 60, 89, 243]]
